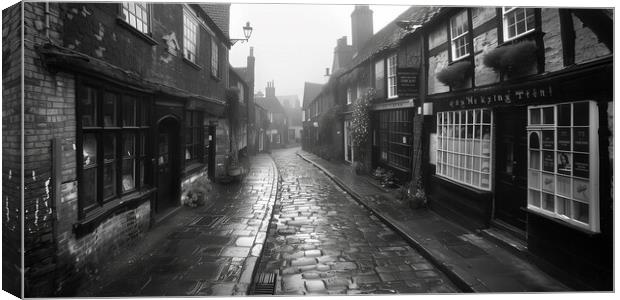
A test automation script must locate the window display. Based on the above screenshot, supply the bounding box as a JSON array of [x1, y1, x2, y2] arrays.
[[527, 101, 599, 232]]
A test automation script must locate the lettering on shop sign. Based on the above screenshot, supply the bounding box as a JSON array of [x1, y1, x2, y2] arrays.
[[397, 68, 418, 98], [438, 85, 554, 110]]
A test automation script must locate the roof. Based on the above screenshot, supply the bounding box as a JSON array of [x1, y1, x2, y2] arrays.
[[342, 6, 441, 73], [199, 3, 231, 38], [277, 95, 299, 107], [302, 82, 324, 108], [255, 96, 285, 114]]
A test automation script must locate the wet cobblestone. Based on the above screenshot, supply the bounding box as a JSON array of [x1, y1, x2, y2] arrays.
[[257, 148, 458, 295]]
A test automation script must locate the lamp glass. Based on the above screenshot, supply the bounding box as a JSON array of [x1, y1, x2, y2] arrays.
[[243, 22, 253, 40]]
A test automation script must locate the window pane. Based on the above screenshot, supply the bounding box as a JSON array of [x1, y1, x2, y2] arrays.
[[82, 167, 98, 209], [557, 104, 571, 126], [573, 201, 589, 224], [103, 163, 116, 200], [122, 159, 135, 192], [123, 133, 135, 157], [103, 92, 117, 127], [122, 96, 136, 126], [103, 134, 116, 161], [81, 86, 97, 127], [573, 102, 589, 126], [83, 133, 98, 167], [542, 107, 554, 124]]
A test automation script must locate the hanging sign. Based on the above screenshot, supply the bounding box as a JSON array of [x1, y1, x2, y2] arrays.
[[397, 68, 419, 98]]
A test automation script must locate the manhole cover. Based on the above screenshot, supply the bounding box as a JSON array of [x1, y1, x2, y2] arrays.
[[193, 215, 223, 227]]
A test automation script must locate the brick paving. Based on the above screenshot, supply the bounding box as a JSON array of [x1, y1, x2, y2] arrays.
[[256, 147, 458, 295], [74, 154, 278, 297]]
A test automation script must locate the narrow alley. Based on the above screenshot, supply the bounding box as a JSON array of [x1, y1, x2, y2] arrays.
[[255, 147, 458, 295]]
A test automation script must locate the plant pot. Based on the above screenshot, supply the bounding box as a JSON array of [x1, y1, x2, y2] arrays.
[[228, 167, 242, 177]]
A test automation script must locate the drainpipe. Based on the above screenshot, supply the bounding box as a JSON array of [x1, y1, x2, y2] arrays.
[[45, 2, 50, 40]]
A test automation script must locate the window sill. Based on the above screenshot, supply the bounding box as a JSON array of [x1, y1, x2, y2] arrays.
[[116, 18, 158, 46], [525, 207, 600, 236], [210, 73, 221, 81], [432, 174, 493, 196], [183, 57, 202, 70], [498, 30, 540, 47], [73, 187, 156, 238], [449, 54, 471, 65]]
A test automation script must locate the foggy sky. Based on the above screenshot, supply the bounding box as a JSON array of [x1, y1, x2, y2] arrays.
[[228, 3, 410, 102]]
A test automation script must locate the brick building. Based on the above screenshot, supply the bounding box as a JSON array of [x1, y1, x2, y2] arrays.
[[278, 95, 302, 144], [300, 81, 323, 151], [421, 7, 613, 290], [1, 2, 243, 296], [255, 81, 288, 148]]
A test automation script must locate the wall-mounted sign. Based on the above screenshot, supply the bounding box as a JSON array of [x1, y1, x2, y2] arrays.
[[397, 68, 418, 98], [371, 99, 414, 111], [435, 85, 554, 111]]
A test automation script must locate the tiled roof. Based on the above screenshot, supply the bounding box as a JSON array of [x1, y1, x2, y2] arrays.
[[342, 6, 442, 73], [302, 82, 324, 108], [199, 3, 231, 38], [255, 96, 285, 114]]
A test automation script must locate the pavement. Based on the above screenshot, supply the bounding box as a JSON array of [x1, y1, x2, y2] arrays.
[[297, 149, 570, 293], [254, 148, 458, 295], [75, 153, 278, 297]]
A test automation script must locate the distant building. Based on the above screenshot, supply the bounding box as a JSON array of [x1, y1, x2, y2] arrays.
[[255, 81, 288, 148], [301, 82, 324, 151], [278, 95, 303, 144]]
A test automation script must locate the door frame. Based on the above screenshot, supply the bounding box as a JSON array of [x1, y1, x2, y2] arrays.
[[154, 115, 182, 213]]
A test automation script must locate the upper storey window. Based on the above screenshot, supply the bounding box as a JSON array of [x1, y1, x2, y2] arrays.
[[183, 8, 199, 63], [503, 7, 536, 41], [450, 10, 470, 61], [121, 2, 150, 34]]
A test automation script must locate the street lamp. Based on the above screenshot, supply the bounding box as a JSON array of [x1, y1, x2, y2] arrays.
[[230, 21, 253, 45]]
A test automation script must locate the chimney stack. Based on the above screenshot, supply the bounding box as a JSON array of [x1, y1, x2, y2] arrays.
[[351, 5, 373, 53], [265, 81, 276, 98]]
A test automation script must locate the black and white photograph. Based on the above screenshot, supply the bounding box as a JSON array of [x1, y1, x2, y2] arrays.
[[1, 0, 616, 297]]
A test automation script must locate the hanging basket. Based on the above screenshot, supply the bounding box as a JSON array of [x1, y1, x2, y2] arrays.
[[483, 40, 538, 74], [436, 61, 472, 87]]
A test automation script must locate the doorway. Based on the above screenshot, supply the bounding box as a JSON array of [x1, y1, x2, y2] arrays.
[[495, 107, 528, 233], [344, 120, 354, 163], [156, 117, 180, 213]]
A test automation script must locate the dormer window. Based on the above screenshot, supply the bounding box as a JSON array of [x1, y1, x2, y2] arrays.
[[450, 10, 470, 61], [502, 7, 536, 41], [121, 2, 150, 34]]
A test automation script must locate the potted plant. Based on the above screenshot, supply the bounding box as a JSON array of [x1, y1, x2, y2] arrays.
[[436, 60, 472, 88], [403, 177, 428, 209]]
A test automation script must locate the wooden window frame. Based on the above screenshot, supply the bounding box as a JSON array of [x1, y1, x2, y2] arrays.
[[387, 54, 398, 99], [183, 7, 199, 63], [502, 7, 536, 42], [450, 10, 471, 61]]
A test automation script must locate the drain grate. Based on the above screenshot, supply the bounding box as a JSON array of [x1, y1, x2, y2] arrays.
[[193, 215, 223, 227], [252, 272, 277, 295]]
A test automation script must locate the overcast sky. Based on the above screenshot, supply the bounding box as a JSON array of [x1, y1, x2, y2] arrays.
[[228, 3, 411, 100]]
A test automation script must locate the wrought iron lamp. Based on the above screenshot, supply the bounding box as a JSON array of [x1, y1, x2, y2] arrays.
[[230, 21, 253, 45]]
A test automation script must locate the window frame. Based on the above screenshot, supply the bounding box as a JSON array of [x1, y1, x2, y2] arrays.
[[211, 38, 219, 78], [374, 58, 385, 97], [449, 10, 470, 61], [502, 7, 536, 42], [120, 2, 151, 35], [436, 109, 493, 191], [183, 7, 199, 63], [77, 81, 151, 218], [347, 87, 354, 105], [377, 109, 414, 172], [184, 110, 204, 164], [387, 54, 398, 99], [526, 101, 600, 232]]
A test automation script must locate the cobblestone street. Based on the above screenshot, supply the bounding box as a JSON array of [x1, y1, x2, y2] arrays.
[[256, 147, 458, 295]]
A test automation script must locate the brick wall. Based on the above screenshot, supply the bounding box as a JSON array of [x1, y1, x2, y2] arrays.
[[473, 29, 500, 86], [2, 2, 23, 297]]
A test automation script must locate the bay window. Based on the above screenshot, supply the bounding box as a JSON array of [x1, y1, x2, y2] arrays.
[[436, 109, 493, 190], [387, 54, 398, 99], [502, 7, 536, 41], [450, 10, 470, 61], [78, 83, 150, 216], [527, 101, 599, 232]]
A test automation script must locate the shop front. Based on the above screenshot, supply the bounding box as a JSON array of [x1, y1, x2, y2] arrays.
[[429, 59, 613, 289]]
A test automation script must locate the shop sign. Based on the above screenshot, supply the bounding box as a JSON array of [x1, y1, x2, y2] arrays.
[[372, 98, 414, 111], [397, 68, 418, 98], [436, 85, 554, 111]]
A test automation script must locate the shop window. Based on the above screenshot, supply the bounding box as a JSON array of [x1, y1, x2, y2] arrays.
[[185, 110, 203, 163], [183, 7, 199, 63], [78, 84, 151, 216], [436, 109, 493, 190], [450, 10, 470, 61], [527, 101, 599, 232], [374, 59, 385, 97], [120, 2, 150, 34], [502, 7, 536, 41], [377, 110, 413, 171], [211, 38, 219, 77], [387, 54, 398, 99]]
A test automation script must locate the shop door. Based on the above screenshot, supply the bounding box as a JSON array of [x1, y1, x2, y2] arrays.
[[156, 117, 180, 213], [495, 108, 527, 232]]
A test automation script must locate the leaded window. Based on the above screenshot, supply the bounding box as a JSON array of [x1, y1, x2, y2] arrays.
[[436, 109, 493, 190], [185, 110, 203, 163]]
